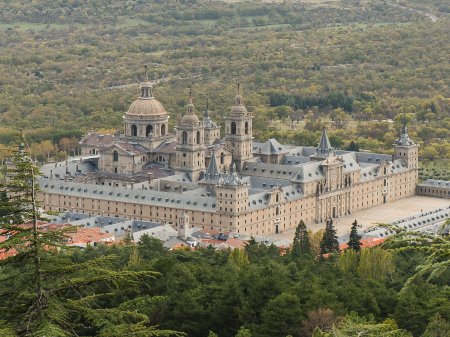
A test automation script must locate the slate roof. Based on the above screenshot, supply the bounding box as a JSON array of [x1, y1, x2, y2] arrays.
[[418, 179, 450, 189], [39, 178, 218, 212], [253, 138, 287, 155], [281, 155, 310, 166], [79, 133, 115, 147], [109, 141, 149, 156], [317, 128, 333, 155], [242, 162, 298, 180], [41, 159, 97, 179], [203, 152, 221, 182], [132, 224, 178, 242], [153, 140, 177, 154]]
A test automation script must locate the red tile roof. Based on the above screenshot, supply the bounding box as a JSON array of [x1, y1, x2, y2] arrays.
[[339, 237, 386, 250], [66, 227, 114, 246]]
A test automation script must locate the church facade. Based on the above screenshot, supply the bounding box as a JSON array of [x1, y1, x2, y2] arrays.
[[38, 78, 419, 236]]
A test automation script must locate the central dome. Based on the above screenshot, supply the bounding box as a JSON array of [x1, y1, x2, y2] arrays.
[[126, 97, 167, 117]]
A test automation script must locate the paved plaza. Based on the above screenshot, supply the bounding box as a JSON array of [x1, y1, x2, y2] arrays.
[[272, 196, 450, 244]]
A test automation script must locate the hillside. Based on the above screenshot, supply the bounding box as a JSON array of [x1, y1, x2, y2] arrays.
[[0, 0, 448, 167]]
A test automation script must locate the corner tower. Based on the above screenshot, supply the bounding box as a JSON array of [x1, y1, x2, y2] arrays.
[[394, 115, 418, 170], [174, 91, 205, 181], [224, 84, 253, 171], [215, 164, 249, 232]]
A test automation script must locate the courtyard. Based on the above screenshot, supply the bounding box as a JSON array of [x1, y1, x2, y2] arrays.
[[272, 196, 450, 244]]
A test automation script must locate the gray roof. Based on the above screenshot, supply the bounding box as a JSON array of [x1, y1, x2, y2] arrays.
[[281, 155, 310, 166], [253, 139, 291, 155], [79, 133, 115, 147], [242, 162, 297, 180], [317, 128, 333, 156], [356, 152, 391, 164], [203, 152, 221, 182], [293, 162, 324, 182], [41, 159, 97, 179], [132, 224, 178, 242], [39, 177, 218, 212], [418, 179, 450, 190], [203, 103, 219, 129]]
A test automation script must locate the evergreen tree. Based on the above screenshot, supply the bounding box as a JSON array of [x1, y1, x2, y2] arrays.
[[347, 220, 362, 252], [320, 219, 339, 254], [292, 219, 311, 258], [421, 314, 450, 337], [0, 144, 183, 336]]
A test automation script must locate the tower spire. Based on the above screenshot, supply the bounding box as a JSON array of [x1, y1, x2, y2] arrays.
[[402, 114, 407, 135], [204, 98, 209, 118], [187, 89, 194, 114], [235, 83, 242, 105], [317, 127, 332, 156], [204, 149, 221, 182]]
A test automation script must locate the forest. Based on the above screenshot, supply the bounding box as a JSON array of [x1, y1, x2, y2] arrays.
[[1, 150, 450, 337], [0, 1, 449, 336], [0, 0, 448, 174]]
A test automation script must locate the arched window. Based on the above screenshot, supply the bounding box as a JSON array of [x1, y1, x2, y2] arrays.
[[182, 131, 188, 144], [276, 194, 279, 202], [196, 131, 201, 144], [131, 124, 137, 137], [245, 121, 249, 134], [276, 207, 280, 216], [146, 125, 153, 137], [220, 152, 225, 165], [161, 124, 166, 136], [113, 151, 119, 162], [231, 122, 237, 135]]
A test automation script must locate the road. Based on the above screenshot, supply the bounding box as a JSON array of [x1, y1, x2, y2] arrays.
[[387, 1, 439, 22]]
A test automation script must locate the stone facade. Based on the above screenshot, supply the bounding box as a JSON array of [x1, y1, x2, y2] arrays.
[[417, 180, 450, 199], [39, 82, 420, 236]]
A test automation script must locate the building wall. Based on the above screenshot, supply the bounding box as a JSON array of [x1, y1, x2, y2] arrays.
[[417, 185, 450, 199], [38, 166, 418, 236], [204, 126, 221, 146], [99, 149, 147, 176]]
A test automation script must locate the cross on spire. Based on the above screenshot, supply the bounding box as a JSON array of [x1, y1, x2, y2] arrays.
[[402, 113, 407, 135], [204, 98, 209, 118], [235, 83, 242, 105], [144, 64, 149, 81], [187, 88, 194, 113]]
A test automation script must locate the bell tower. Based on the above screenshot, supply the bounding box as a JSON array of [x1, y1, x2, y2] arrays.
[[224, 84, 253, 172], [174, 91, 205, 181]]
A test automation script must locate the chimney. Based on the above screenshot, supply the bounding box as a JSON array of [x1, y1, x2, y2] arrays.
[[50, 170, 53, 179], [147, 172, 154, 184]]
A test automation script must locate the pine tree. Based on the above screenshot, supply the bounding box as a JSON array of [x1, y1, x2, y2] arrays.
[[0, 143, 183, 336], [0, 146, 64, 333], [320, 219, 339, 254], [347, 220, 362, 252], [292, 220, 311, 258]]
